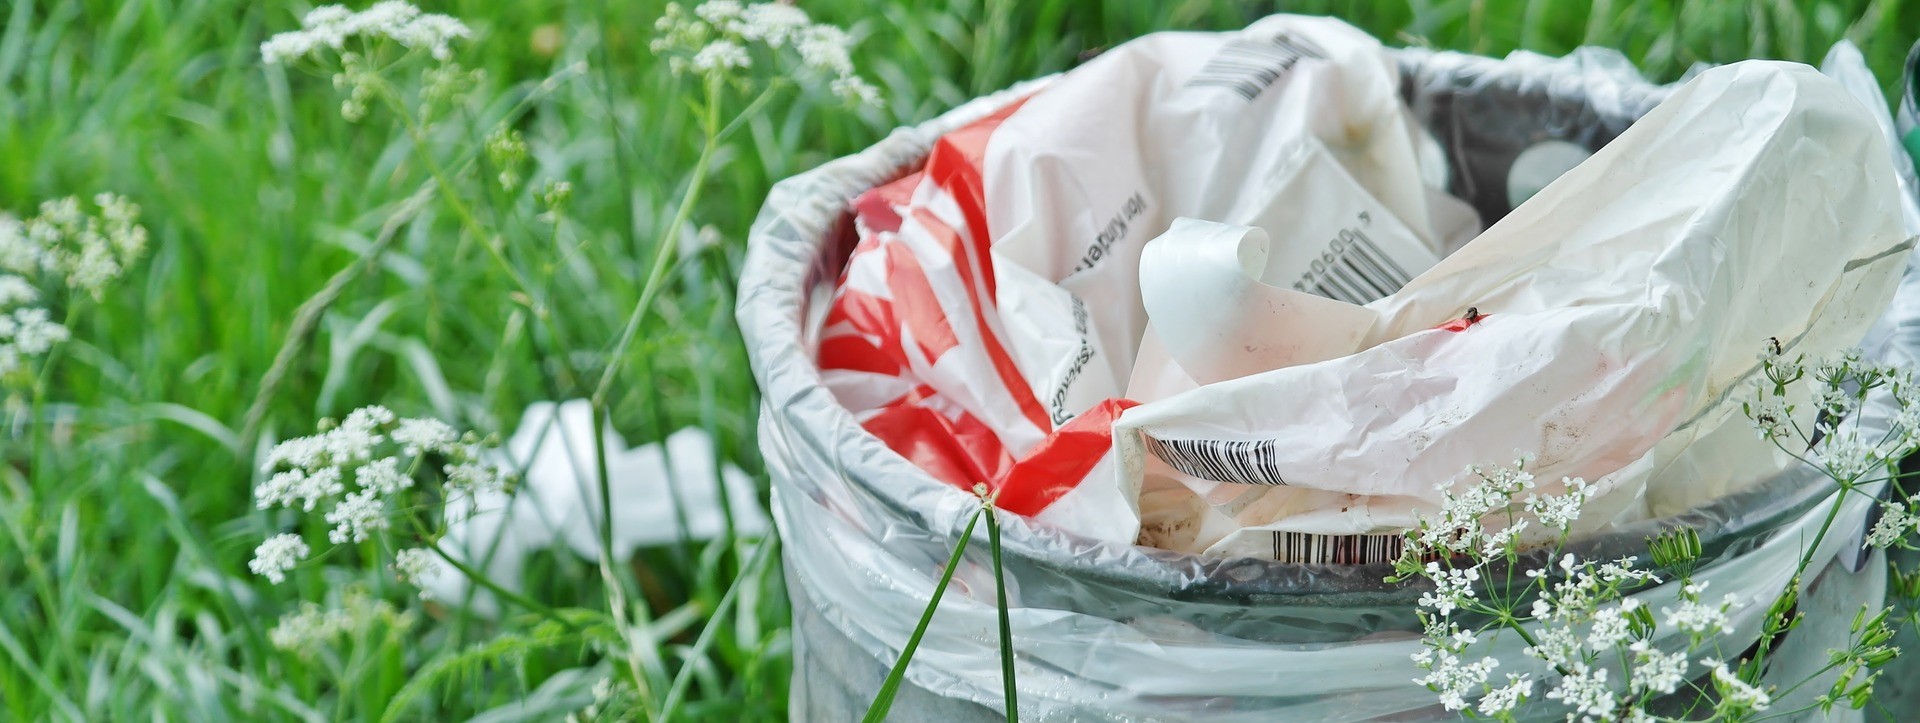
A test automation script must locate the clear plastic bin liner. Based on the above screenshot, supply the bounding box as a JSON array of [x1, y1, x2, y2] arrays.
[[739, 38, 1920, 722]]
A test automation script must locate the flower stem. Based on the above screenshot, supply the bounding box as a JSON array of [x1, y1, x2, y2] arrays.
[[423, 541, 575, 626], [590, 72, 722, 409], [584, 70, 723, 720], [1745, 481, 1851, 685], [381, 84, 540, 305]]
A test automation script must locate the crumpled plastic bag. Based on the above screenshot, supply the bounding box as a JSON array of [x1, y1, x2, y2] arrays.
[[817, 14, 1914, 560], [422, 400, 769, 612], [820, 15, 1464, 542]]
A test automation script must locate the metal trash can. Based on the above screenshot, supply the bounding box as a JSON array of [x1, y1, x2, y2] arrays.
[[738, 39, 1920, 722]]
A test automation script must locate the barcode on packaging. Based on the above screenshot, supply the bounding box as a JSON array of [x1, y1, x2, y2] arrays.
[[1143, 435, 1290, 486], [1185, 33, 1327, 101], [1292, 225, 1412, 304], [1273, 531, 1405, 565]]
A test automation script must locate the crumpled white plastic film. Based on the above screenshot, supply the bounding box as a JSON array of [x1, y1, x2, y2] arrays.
[[422, 400, 769, 613], [1119, 60, 1912, 557]]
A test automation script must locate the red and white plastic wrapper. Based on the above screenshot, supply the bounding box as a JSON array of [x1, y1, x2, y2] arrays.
[[818, 14, 1915, 561]]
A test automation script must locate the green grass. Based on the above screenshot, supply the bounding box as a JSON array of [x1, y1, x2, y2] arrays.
[[0, 0, 1914, 720]]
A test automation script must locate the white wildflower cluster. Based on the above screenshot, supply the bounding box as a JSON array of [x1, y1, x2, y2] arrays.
[[1749, 341, 1920, 552], [1705, 660, 1773, 714], [1524, 477, 1593, 532], [1402, 460, 1562, 716], [1746, 338, 1804, 441], [261, 3, 479, 122], [1750, 342, 1919, 478], [1418, 562, 1479, 617], [1866, 504, 1915, 549], [391, 547, 441, 599], [249, 533, 310, 584], [1658, 581, 1737, 640], [0, 308, 69, 380], [253, 406, 510, 588], [0, 194, 148, 299], [1412, 638, 1501, 712], [1516, 554, 1715, 716], [1398, 456, 1758, 719], [1543, 662, 1615, 718], [1409, 458, 1594, 562], [651, 1, 882, 106], [1819, 428, 1891, 484], [260, 2, 471, 64], [1406, 341, 1920, 718], [1476, 674, 1534, 717], [1525, 554, 1662, 629], [0, 194, 147, 382], [267, 592, 415, 652]]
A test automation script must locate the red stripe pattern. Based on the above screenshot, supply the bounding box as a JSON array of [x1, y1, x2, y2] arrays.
[[818, 96, 1132, 516]]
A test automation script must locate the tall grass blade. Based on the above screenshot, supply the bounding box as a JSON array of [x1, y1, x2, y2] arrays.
[[984, 502, 1018, 722], [862, 506, 984, 723]]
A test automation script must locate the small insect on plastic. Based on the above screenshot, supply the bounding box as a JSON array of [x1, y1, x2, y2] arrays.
[[1436, 306, 1488, 333]]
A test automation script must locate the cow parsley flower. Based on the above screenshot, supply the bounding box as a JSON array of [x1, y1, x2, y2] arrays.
[[262, 4, 475, 122], [1661, 582, 1736, 637], [391, 417, 458, 455], [691, 40, 751, 73], [356, 456, 413, 495], [1587, 599, 1639, 649], [325, 488, 389, 544], [255, 467, 345, 511], [392, 547, 440, 597], [1866, 504, 1914, 549], [1818, 429, 1883, 483], [796, 24, 853, 74], [1522, 477, 1591, 531], [261, 2, 470, 65], [3, 308, 69, 355], [268, 593, 414, 652], [1418, 562, 1480, 617], [829, 75, 881, 106], [389, 13, 470, 60], [269, 603, 347, 650], [1759, 338, 1804, 380], [444, 459, 507, 495], [1412, 459, 1540, 557], [1628, 642, 1690, 696], [1409, 345, 1920, 720], [1706, 660, 1772, 712], [254, 407, 510, 584], [1414, 649, 1499, 711], [0, 276, 38, 306], [1477, 674, 1532, 716], [2, 194, 148, 299], [1545, 663, 1615, 718], [736, 3, 809, 46], [652, 1, 881, 107], [694, 0, 744, 26], [250, 533, 310, 584], [1814, 382, 1859, 418]]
